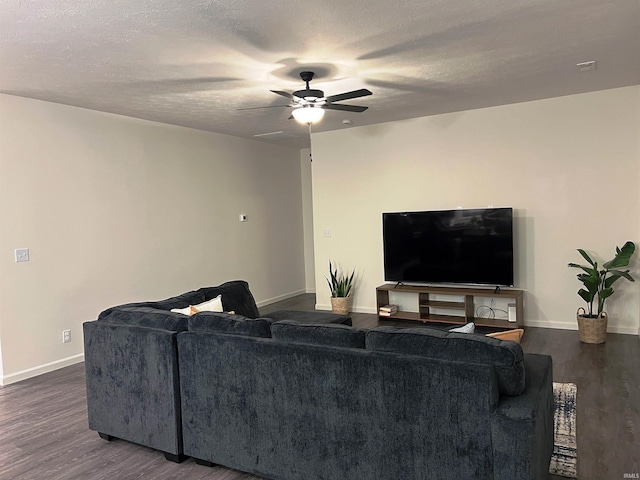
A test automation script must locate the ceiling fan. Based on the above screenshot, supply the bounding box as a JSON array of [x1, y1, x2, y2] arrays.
[[240, 71, 372, 124]]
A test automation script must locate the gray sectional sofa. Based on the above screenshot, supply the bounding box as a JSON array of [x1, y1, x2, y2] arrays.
[[83, 281, 554, 479], [83, 280, 349, 462]]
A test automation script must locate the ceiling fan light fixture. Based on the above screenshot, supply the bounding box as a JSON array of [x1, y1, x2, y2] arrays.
[[292, 105, 325, 124]]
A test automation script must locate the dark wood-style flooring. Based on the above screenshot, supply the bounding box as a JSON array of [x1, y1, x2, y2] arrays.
[[1, 293, 638, 479]]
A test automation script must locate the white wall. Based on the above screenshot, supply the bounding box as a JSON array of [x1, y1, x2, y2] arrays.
[[0, 94, 306, 384], [312, 86, 640, 334], [300, 148, 316, 292]]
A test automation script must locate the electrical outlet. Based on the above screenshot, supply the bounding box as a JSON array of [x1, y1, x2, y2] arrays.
[[62, 329, 71, 343]]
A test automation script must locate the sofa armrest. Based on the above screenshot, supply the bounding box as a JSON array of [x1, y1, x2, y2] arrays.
[[83, 320, 184, 456], [490, 353, 554, 480]]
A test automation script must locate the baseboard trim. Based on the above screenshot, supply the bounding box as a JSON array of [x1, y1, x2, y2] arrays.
[[1, 353, 85, 386], [257, 289, 307, 308], [524, 320, 639, 335], [523, 320, 578, 331]]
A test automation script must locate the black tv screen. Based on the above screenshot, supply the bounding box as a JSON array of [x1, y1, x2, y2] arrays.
[[383, 208, 514, 287]]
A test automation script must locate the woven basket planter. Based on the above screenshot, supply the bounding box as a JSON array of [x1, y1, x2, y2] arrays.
[[576, 307, 608, 344], [330, 297, 351, 315]]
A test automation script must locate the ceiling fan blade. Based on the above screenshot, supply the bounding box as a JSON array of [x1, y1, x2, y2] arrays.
[[237, 104, 291, 111], [271, 90, 293, 99], [323, 104, 369, 113], [325, 89, 372, 103]]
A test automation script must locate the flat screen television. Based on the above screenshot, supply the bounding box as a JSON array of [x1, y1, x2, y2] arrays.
[[382, 207, 514, 287]]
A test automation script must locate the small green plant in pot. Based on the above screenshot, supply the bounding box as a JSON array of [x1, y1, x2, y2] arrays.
[[326, 260, 356, 315], [568, 241, 636, 343]]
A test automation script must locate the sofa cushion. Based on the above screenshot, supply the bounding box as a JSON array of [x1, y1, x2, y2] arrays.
[[449, 322, 475, 333], [486, 328, 524, 343], [152, 290, 207, 311], [263, 309, 352, 326], [195, 280, 260, 318], [188, 311, 272, 338], [98, 307, 188, 332], [366, 326, 525, 395], [271, 320, 366, 349], [171, 294, 224, 315]]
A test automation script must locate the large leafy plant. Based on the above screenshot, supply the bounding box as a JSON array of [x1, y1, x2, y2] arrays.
[[326, 260, 356, 298], [568, 241, 636, 317]]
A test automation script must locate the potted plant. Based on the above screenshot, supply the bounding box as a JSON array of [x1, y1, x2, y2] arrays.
[[568, 241, 636, 343], [326, 260, 356, 315]]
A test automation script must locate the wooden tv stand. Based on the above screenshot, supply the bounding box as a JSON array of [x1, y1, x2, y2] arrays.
[[376, 283, 523, 329]]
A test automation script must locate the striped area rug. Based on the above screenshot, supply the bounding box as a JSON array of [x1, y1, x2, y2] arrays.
[[549, 382, 578, 478]]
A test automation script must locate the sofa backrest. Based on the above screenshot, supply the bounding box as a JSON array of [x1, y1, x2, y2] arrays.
[[366, 326, 525, 395], [266, 323, 523, 395], [97, 306, 189, 331], [188, 312, 272, 338], [98, 289, 206, 319], [270, 320, 367, 349], [97, 280, 260, 324], [177, 329, 501, 480]]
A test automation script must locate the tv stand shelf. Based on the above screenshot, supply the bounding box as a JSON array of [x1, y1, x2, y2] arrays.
[[376, 283, 523, 329]]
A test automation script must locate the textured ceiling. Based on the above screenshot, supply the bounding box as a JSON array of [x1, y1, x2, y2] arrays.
[[1, 0, 639, 148]]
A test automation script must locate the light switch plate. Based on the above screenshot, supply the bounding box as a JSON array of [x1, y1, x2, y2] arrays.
[[15, 248, 30, 263]]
